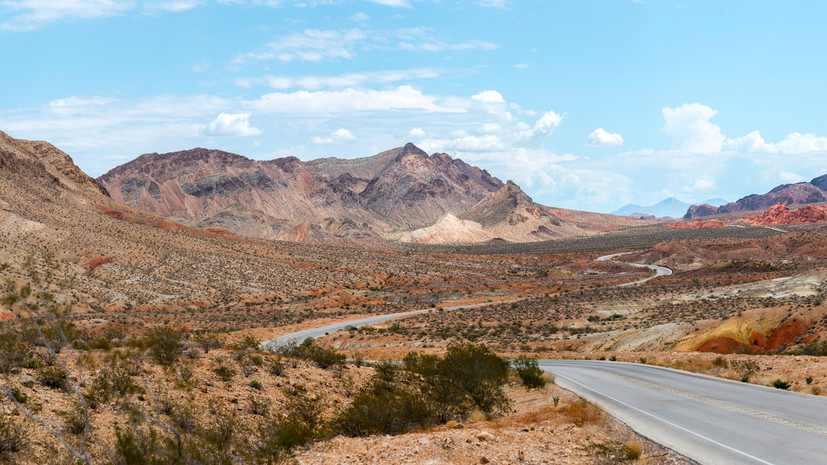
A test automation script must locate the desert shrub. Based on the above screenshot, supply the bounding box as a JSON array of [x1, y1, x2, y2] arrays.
[[0, 329, 29, 374], [806, 376, 814, 385], [772, 379, 791, 390], [59, 403, 89, 435], [89, 336, 112, 351], [440, 343, 510, 414], [145, 327, 186, 366], [512, 356, 546, 389], [275, 338, 345, 369], [255, 388, 320, 462], [213, 360, 237, 382], [249, 380, 263, 390], [248, 396, 270, 416], [233, 335, 261, 351], [268, 358, 284, 376], [21, 357, 42, 369], [194, 333, 223, 354], [332, 379, 433, 437], [794, 339, 827, 356], [0, 414, 26, 459], [37, 365, 68, 390], [713, 356, 727, 368], [584, 440, 642, 463]]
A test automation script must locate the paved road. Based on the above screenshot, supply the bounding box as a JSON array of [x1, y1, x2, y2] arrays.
[[261, 301, 500, 350], [597, 251, 673, 286], [540, 360, 827, 465]]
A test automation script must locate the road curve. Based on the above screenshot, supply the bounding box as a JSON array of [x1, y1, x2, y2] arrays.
[[597, 251, 673, 286], [540, 360, 827, 465]]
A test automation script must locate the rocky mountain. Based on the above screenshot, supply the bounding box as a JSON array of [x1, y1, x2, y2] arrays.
[[684, 175, 827, 219], [98, 143, 606, 244], [612, 197, 727, 219]]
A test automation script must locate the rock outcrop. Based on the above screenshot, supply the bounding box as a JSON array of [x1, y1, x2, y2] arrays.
[[743, 203, 827, 226]]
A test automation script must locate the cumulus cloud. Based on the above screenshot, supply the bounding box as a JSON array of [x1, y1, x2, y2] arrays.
[[662, 103, 725, 153], [774, 132, 827, 154], [586, 128, 623, 147], [246, 86, 464, 114], [203, 113, 261, 137], [409, 128, 426, 137], [312, 128, 356, 144], [471, 90, 505, 104]]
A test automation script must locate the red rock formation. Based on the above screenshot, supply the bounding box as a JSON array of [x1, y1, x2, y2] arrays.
[[743, 202, 827, 226]]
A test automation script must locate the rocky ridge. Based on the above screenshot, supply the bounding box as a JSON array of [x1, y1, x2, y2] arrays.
[[99, 143, 611, 244], [684, 174, 827, 219]]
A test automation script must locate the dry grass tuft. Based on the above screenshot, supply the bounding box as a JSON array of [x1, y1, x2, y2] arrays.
[[625, 440, 644, 460], [561, 399, 604, 426], [468, 408, 487, 423]]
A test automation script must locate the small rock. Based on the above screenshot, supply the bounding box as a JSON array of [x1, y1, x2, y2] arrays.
[[518, 450, 525, 461], [477, 432, 496, 442], [480, 457, 489, 464], [20, 375, 37, 388]]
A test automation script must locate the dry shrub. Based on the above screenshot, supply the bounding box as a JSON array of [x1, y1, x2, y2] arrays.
[[562, 399, 604, 427], [625, 440, 644, 460], [811, 385, 822, 396], [467, 408, 487, 423]]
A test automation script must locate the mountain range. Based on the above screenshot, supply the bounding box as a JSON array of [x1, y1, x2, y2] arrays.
[[612, 197, 728, 219], [98, 143, 642, 244], [684, 174, 827, 219]]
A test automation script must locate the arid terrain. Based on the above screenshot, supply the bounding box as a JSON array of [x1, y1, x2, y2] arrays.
[[2, 130, 827, 464]]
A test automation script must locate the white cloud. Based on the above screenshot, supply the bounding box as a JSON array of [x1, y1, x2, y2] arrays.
[[471, 90, 505, 104], [1, 0, 133, 30], [238, 68, 441, 90], [144, 1, 201, 14], [774, 132, 827, 154], [48, 96, 114, 115], [517, 110, 562, 146], [312, 128, 356, 144], [476, 0, 509, 8], [662, 103, 725, 153], [777, 170, 803, 182], [203, 113, 261, 137], [513, 63, 530, 69], [586, 128, 623, 147], [234, 27, 498, 64], [368, 0, 411, 7], [409, 128, 426, 137], [723, 130, 775, 153], [350, 11, 369, 21], [246, 86, 464, 114]]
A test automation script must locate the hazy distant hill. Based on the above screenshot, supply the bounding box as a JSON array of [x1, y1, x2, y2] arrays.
[[612, 197, 727, 219]]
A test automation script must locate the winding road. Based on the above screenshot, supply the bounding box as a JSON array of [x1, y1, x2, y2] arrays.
[[260, 252, 827, 463]]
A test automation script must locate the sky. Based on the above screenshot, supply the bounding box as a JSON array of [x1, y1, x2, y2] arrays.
[[2, 0, 827, 213]]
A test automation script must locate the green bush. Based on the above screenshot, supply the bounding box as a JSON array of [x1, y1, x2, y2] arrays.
[[275, 338, 345, 369], [145, 327, 186, 366], [0, 413, 26, 459], [772, 379, 791, 390], [37, 365, 68, 390], [333, 379, 433, 436], [512, 356, 546, 389], [213, 362, 237, 383]]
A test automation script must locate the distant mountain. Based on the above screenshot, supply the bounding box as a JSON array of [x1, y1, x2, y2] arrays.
[[612, 197, 728, 219], [684, 175, 827, 219], [99, 143, 614, 244]]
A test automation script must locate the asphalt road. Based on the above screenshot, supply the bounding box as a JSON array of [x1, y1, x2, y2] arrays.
[[260, 301, 499, 350], [596, 251, 673, 286], [540, 360, 827, 465]]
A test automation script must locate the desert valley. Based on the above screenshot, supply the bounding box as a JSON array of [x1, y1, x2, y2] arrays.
[[1, 129, 826, 464], [3, 2, 827, 464]]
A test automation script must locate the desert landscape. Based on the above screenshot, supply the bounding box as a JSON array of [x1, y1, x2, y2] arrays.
[[4, 2, 827, 464]]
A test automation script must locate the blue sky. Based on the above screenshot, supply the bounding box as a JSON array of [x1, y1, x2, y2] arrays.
[[2, 0, 827, 213]]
